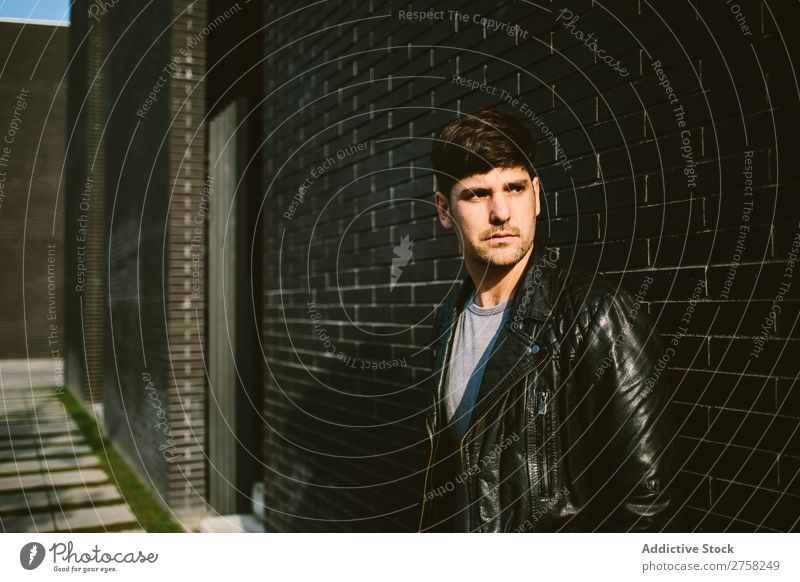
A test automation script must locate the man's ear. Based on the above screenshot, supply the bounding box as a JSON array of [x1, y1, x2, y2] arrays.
[[434, 191, 454, 230], [531, 176, 541, 217]]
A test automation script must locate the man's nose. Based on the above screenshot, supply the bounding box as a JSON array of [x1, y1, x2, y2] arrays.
[[489, 191, 511, 223]]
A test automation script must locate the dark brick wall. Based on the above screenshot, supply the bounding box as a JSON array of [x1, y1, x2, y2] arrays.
[[0, 22, 67, 364], [259, 0, 800, 532], [101, 0, 175, 506], [76, 0, 209, 515]]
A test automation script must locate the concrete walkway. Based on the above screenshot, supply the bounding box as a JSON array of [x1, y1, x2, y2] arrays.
[[0, 359, 142, 532]]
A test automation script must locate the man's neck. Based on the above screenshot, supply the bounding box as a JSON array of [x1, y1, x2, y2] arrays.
[[465, 245, 534, 308]]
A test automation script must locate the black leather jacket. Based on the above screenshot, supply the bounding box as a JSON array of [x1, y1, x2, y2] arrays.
[[419, 241, 677, 532]]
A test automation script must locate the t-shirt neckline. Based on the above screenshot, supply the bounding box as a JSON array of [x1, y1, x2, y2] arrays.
[[467, 289, 511, 316]]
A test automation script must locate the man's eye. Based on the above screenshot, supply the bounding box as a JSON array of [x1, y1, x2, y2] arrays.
[[508, 184, 524, 192]]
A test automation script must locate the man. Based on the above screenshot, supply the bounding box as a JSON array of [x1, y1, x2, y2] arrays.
[[418, 107, 677, 532]]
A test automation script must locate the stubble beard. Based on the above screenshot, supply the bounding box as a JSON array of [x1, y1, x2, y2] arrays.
[[462, 229, 535, 271]]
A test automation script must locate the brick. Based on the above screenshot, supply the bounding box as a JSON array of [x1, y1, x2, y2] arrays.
[[670, 370, 776, 414], [708, 409, 800, 455], [674, 471, 711, 511], [675, 438, 780, 488], [710, 480, 799, 532], [710, 337, 799, 378]]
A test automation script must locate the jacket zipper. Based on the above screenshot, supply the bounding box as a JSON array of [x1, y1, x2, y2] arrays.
[[459, 350, 552, 531], [537, 390, 551, 497], [418, 417, 435, 531]]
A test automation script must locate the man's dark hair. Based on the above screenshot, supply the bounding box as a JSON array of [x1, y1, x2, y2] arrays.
[[431, 106, 537, 197]]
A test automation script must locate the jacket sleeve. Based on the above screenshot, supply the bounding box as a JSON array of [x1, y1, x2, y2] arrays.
[[574, 280, 678, 532]]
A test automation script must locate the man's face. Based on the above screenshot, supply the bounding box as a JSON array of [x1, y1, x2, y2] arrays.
[[435, 166, 540, 269]]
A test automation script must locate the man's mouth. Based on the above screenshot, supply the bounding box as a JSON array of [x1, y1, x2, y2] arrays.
[[488, 231, 516, 241]]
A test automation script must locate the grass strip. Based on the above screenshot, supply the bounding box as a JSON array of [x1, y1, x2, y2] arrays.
[[58, 387, 184, 532]]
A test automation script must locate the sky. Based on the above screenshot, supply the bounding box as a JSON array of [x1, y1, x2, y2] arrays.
[[0, 0, 70, 24]]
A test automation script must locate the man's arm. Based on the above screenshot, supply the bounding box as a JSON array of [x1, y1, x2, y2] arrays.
[[575, 281, 678, 532]]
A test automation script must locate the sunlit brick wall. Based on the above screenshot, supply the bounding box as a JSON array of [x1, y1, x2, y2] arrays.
[[259, 0, 799, 532]]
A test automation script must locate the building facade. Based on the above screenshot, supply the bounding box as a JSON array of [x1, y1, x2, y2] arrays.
[[0, 20, 67, 374], [63, 0, 800, 531], [65, 0, 209, 517]]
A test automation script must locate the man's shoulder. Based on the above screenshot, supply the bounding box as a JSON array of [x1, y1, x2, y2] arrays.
[[553, 265, 636, 319]]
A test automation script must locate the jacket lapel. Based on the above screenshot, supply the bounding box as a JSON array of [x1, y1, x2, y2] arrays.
[[435, 242, 558, 431]]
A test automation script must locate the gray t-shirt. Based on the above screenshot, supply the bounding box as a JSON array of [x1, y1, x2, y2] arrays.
[[443, 290, 513, 531]]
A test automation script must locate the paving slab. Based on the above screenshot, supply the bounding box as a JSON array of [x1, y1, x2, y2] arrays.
[[0, 412, 75, 424], [50, 485, 123, 507], [11, 419, 79, 431], [0, 490, 51, 512], [7, 425, 81, 438], [0, 359, 63, 390], [41, 456, 101, 472], [1, 415, 67, 425], [0, 458, 43, 474], [49, 435, 90, 446], [0, 511, 56, 533], [1, 399, 61, 408], [0, 443, 39, 456], [0, 408, 63, 417], [0, 437, 40, 449], [54, 504, 137, 531], [0, 434, 86, 448], [41, 444, 93, 456], [1, 410, 65, 418], [0, 455, 99, 474], [45, 469, 108, 488], [2, 408, 71, 417], [14, 414, 49, 424], [0, 416, 67, 430], [0, 445, 93, 461], [0, 394, 60, 401], [0, 473, 47, 492], [1, 396, 64, 403]]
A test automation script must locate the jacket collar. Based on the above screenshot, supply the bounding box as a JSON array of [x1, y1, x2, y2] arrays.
[[432, 238, 559, 432]]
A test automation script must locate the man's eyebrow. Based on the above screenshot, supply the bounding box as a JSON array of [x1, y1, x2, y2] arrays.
[[461, 186, 492, 197], [505, 180, 528, 189]]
